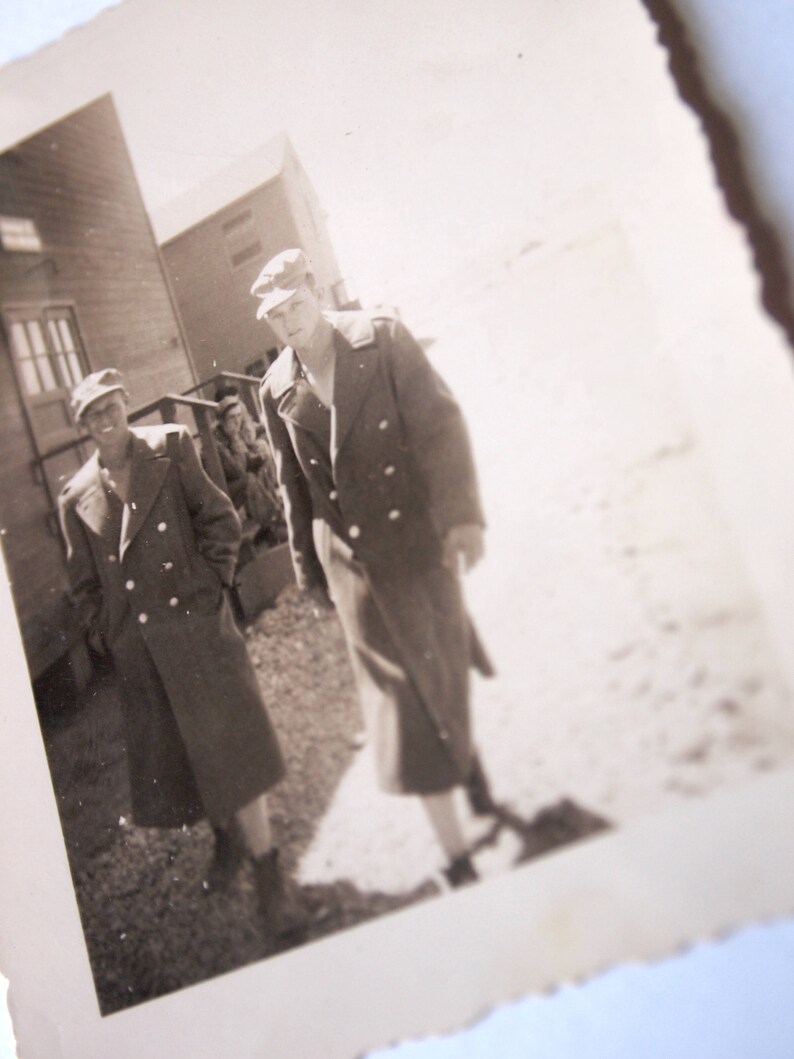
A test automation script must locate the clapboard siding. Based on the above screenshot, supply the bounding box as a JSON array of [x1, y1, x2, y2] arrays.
[[0, 341, 71, 677], [160, 140, 346, 383], [161, 180, 297, 382], [0, 95, 196, 678], [0, 96, 193, 408]]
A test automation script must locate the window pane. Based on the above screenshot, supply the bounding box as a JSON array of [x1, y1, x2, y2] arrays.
[[48, 319, 63, 352], [221, 210, 253, 235], [231, 240, 263, 268], [55, 353, 70, 387], [58, 318, 75, 352], [35, 355, 57, 391], [26, 321, 47, 356], [19, 359, 41, 395], [9, 322, 32, 359], [68, 353, 83, 383]]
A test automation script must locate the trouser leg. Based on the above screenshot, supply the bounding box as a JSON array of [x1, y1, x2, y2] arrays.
[[235, 792, 273, 858], [421, 790, 467, 860], [421, 789, 480, 888], [203, 793, 271, 893], [235, 793, 305, 938]]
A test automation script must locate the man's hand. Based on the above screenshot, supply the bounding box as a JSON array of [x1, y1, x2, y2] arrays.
[[442, 524, 485, 574]]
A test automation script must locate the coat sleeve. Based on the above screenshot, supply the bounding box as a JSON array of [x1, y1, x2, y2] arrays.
[[382, 317, 485, 536], [259, 381, 327, 592], [173, 426, 242, 587], [57, 491, 107, 653]]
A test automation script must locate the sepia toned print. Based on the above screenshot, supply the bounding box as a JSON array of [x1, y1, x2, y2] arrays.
[[2, 0, 794, 1056], [0, 89, 610, 1014]]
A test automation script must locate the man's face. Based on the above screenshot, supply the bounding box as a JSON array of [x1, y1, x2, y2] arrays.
[[81, 391, 130, 450], [222, 406, 244, 435], [265, 284, 324, 351]]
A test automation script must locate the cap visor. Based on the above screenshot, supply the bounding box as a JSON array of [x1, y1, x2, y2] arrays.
[[77, 384, 126, 420], [255, 286, 299, 320]]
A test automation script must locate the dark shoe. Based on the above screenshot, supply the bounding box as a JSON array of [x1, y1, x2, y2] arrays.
[[203, 824, 247, 894], [251, 849, 307, 941], [443, 852, 479, 889], [466, 755, 500, 817]]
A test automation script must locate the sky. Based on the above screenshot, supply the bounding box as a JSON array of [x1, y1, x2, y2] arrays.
[[2, 1, 794, 310], [0, 0, 677, 307]]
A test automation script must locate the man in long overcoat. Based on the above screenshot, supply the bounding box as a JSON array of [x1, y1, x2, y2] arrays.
[[255, 249, 497, 886], [58, 369, 299, 932]]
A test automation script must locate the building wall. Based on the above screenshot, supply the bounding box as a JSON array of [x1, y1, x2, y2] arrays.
[[160, 179, 296, 383], [0, 95, 195, 678], [279, 144, 350, 308], [160, 151, 347, 385], [0, 95, 194, 408]]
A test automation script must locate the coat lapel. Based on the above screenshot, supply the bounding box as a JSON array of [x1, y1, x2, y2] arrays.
[[74, 453, 115, 541], [330, 313, 379, 464], [269, 348, 308, 428], [119, 431, 171, 562], [267, 311, 380, 460]]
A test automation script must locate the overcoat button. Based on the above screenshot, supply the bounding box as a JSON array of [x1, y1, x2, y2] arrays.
[[349, 525, 361, 539], [378, 419, 388, 430], [108, 554, 117, 563], [384, 465, 395, 476], [163, 561, 174, 571], [138, 613, 148, 624], [157, 521, 167, 532], [125, 579, 135, 590], [329, 490, 338, 500], [169, 597, 179, 607], [388, 509, 401, 520]]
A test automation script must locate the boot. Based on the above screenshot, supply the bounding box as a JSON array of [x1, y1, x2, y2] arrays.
[[443, 852, 479, 889], [203, 824, 246, 894], [465, 754, 500, 817], [251, 849, 307, 941]]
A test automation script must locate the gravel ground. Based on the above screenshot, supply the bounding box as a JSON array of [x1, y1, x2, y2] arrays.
[[41, 586, 602, 1016]]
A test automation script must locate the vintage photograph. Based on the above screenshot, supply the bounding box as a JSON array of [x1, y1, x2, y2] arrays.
[[3, 0, 794, 1052]]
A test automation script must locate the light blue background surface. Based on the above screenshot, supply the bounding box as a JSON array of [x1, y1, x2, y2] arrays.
[[369, 922, 794, 1058], [2, 2, 794, 1057]]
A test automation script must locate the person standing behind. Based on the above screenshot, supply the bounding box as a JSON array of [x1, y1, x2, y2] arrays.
[[211, 393, 285, 545], [58, 369, 301, 936], [255, 250, 497, 887]]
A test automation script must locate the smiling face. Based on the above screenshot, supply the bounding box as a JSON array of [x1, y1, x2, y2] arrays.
[[81, 390, 131, 455], [265, 283, 325, 352]]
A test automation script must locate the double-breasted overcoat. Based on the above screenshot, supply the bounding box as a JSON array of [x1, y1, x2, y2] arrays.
[[58, 424, 285, 827], [260, 310, 491, 794]]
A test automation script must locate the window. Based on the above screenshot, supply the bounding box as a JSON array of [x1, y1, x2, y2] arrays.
[[46, 310, 85, 389], [7, 310, 85, 397], [221, 209, 263, 272], [0, 215, 43, 253], [3, 304, 88, 454]]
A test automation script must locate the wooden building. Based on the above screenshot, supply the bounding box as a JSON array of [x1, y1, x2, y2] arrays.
[[0, 95, 196, 681], [154, 134, 354, 383]]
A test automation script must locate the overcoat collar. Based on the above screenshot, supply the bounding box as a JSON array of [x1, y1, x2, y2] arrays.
[[72, 452, 113, 541], [73, 430, 171, 560], [265, 311, 380, 464]]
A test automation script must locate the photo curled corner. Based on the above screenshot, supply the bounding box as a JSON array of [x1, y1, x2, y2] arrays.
[[2, 1, 794, 1057], [640, 0, 794, 351]]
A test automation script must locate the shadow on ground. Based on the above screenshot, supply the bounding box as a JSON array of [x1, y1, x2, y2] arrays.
[[38, 588, 609, 1015]]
